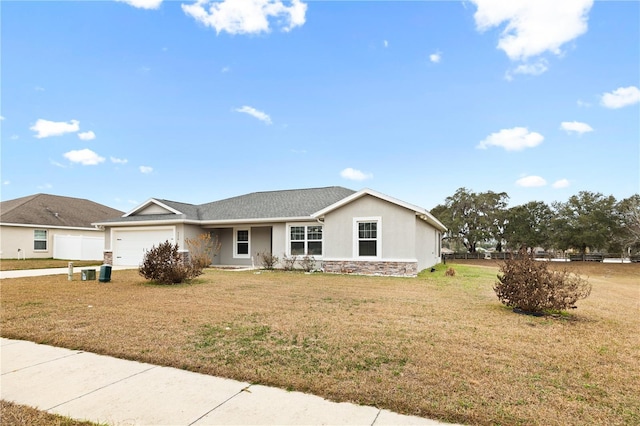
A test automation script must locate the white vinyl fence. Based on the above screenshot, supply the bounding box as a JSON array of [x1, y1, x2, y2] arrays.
[[53, 235, 104, 261]]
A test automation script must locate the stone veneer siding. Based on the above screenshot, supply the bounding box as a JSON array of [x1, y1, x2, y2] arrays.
[[322, 260, 418, 277], [103, 251, 113, 265]]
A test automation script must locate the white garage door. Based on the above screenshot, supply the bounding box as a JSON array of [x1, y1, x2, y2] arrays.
[[113, 228, 175, 266]]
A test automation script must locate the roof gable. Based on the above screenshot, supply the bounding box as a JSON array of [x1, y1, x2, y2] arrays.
[[312, 188, 447, 232], [124, 199, 185, 217], [0, 194, 124, 229]]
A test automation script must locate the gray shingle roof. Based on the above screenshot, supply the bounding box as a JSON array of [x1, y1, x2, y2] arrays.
[[1, 194, 124, 228], [96, 187, 357, 224], [197, 186, 356, 220]]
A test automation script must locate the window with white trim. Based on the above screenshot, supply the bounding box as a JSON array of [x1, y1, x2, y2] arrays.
[[289, 225, 323, 256], [34, 230, 47, 251], [234, 229, 250, 258], [358, 222, 377, 256]]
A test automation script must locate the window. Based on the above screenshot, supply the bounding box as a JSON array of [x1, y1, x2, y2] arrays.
[[289, 225, 323, 256], [354, 217, 381, 258], [234, 229, 249, 258], [34, 230, 47, 251], [358, 222, 377, 256]]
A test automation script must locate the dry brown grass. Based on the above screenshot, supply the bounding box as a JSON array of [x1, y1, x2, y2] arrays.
[[1, 259, 99, 271], [1, 263, 639, 425], [0, 400, 100, 426]]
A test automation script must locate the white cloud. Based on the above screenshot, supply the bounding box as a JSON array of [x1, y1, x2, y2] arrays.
[[340, 167, 373, 181], [577, 99, 591, 108], [221, 66, 231, 73], [38, 183, 53, 190], [139, 166, 153, 174], [383, 40, 389, 48], [117, 0, 162, 10], [429, 51, 442, 63], [516, 175, 547, 187], [63, 149, 105, 166], [560, 121, 593, 135], [552, 178, 570, 188], [505, 58, 548, 80], [182, 0, 307, 35], [35, 86, 45, 91], [477, 127, 544, 151], [235, 105, 272, 124], [111, 157, 128, 164], [600, 86, 640, 109], [78, 130, 96, 141], [3, 180, 10, 185], [472, 0, 593, 62], [10, 135, 19, 140], [50, 159, 67, 168], [30, 119, 80, 138], [0, 116, 5, 120]]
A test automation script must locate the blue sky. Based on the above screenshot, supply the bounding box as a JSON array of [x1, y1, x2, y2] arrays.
[[1, 0, 638, 212]]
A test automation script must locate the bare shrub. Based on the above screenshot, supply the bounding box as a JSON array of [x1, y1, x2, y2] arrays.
[[494, 248, 591, 314], [185, 233, 221, 269], [258, 252, 279, 270], [281, 254, 297, 271], [139, 241, 202, 285], [299, 255, 316, 272], [445, 267, 456, 276]]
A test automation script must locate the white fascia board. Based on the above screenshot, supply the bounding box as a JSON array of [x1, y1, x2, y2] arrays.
[[200, 216, 312, 226], [122, 198, 183, 217], [93, 219, 199, 227], [0, 222, 103, 231]]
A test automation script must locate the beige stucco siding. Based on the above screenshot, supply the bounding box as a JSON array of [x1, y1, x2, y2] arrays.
[[415, 217, 441, 271], [0, 225, 104, 259], [136, 204, 173, 215], [271, 223, 286, 260], [322, 195, 417, 261]]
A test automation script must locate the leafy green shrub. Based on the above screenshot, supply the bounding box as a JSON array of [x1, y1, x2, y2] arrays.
[[139, 241, 202, 285], [494, 248, 591, 314], [258, 251, 279, 270]]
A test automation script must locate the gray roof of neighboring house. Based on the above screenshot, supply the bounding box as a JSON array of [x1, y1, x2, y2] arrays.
[[1, 194, 124, 228], [96, 187, 357, 224]]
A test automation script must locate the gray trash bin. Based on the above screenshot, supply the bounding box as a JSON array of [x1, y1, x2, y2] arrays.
[[99, 265, 112, 283]]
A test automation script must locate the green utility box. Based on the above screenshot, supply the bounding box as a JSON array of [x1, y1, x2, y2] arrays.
[[81, 269, 96, 281], [99, 265, 112, 283]]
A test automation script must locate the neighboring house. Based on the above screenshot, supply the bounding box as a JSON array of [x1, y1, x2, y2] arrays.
[[95, 187, 447, 276], [0, 194, 123, 260]]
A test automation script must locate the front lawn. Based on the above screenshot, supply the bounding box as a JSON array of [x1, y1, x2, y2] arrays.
[[1, 259, 101, 271], [1, 263, 638, 425]]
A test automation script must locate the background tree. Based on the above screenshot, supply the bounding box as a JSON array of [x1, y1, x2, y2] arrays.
[[612, 194, 640, 255], [504, 201, 553, 251], [431, 187, 509, 252], [551, 191, 618, 253]]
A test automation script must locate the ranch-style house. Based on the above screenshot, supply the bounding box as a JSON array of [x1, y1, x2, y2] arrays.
[[94, 187, 447, 276]]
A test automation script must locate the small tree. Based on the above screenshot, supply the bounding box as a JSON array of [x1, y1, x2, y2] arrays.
[[258, 251, 279, 270], [494, 248, 591, 314], [139, 241, 202, 285], [185, 233, 221, 269]]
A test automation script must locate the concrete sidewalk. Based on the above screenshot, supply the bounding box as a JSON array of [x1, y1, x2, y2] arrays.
[[0, 265, 135, 279], [1, 338, 456, 425]]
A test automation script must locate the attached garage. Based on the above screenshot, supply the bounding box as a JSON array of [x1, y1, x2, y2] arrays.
[[112, 227, 175, 266]]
